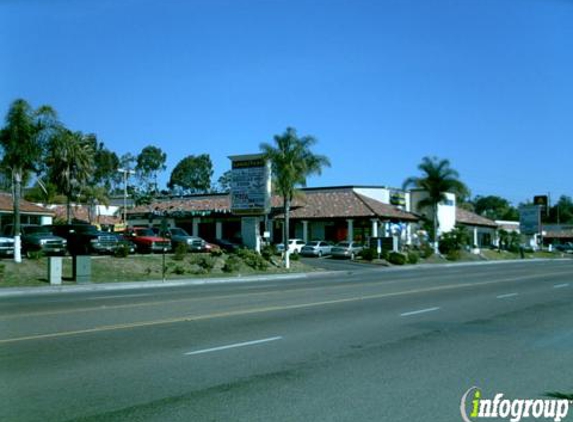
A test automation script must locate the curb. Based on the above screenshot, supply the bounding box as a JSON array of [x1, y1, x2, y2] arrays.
[[0, 270, 342, 298]]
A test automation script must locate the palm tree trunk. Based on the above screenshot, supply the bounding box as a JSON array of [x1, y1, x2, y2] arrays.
[[433, 203, 439, 254], [12, 169, 22, 263], [66, 195, 72, 224], [284, 196, 290, 269]]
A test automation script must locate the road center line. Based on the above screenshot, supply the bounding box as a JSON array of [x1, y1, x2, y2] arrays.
[[496, 293, 519, 299], [185, 336, 282, 356], [553, 283, 569, 289], [400, 307, 440, 317]]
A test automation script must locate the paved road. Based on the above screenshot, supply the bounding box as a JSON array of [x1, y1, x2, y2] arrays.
[[2, 260, 573, 421]]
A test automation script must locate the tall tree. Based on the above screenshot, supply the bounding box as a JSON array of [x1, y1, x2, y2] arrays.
[[85, 134, 120, 191], [46, 129, 95, 223], [216, 170, 233, 192], [473, 195, 519, 221], [168, 154, 213, 195], [403, 156, 468, 254], [135, 145, 166, 198], [0, 99, 58, 262], [549, 195, 573, 224], [260, 127, 330, 268]]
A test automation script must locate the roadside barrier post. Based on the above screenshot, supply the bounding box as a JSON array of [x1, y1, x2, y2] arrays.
[[73, 255, 91, 284]]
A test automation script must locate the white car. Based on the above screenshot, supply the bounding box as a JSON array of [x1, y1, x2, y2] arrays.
[[0, 236, 15, 258], [276, 238, 306, 254]]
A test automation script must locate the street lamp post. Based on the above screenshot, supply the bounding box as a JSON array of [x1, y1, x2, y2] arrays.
[[117, 168, 135, 226]]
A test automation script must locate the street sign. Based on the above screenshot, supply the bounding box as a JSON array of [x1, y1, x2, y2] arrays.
[[519, 205, 541, 235], [229, 154, 271, 215], [533, 195, 548, 207]]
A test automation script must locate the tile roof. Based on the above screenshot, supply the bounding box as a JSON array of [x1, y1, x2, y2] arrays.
[[0, 193, 55, 215], [52, 205, 122, 225], [127, 191, 419, 222], [456, 208, 498, 228], [544, 231, 573, 239]]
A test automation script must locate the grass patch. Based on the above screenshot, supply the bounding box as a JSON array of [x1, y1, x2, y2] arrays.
[[0, 252, 315, 288]]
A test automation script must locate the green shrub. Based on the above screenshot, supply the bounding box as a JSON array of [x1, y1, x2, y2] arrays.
[[236, 248, 268, 270], [388, 252, 407, 265], [439, 227, 470, 255], [197, 255, 216, 271], [289, 251, 300, 261], [210, 248, 223, 257], [446, 250, 462, 261], [260, 245, 277, 261], [173, 243, 188, 261], [407, 251, 419, 264], [0, 263, 5, 279], [360, 248, 378, 261], [114, 244, 131, 258], [420, 244, 434, 259], [222, 255, 242, 273], [171, 265, 186, 275]]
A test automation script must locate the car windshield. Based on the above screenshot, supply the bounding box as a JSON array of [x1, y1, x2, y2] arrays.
[[170, 228, 188, 236], [74, 225, 98, 234], [135, 229, 155, 236], [22, 226, 53, 235]]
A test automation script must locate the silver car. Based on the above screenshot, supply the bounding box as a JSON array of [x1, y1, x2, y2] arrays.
[[331, 241, 363, 259], [300, 241, 333, 257]]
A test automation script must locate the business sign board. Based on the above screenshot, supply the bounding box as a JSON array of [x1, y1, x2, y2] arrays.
[[519, 205, 541, 235], [229, 154, 271, 215]]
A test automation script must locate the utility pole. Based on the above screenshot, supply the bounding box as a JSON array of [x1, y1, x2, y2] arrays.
[[117, 168, 135, 226]]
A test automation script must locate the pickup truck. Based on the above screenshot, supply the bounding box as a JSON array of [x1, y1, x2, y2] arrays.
[[123, 227, 171, 253], [3, 224, 67, 257], [49, 224, 119, 255]]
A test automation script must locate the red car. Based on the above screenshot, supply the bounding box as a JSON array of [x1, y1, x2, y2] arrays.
[[123, 227, 171, 253]]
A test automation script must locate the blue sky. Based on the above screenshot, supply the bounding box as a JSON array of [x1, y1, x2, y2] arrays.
[[2, 0, 572, 205]]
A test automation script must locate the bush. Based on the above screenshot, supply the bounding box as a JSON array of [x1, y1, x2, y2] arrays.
[[210, 248, 223, 257], [197, 255, 216, 272], [0, 263, 5, 279], [222, 255, 242, 273], [171, 265, 186, 275], [173, 243, 188, 261], [388, 252, 407, 265], [114, 244, 131, 258], [260, 244, 277, 261], [439, 227, 470, 255], [236, 248, 268, 270], [407, 251, 419, 264], [420, 244, 434, 259], [360, 248, 378, 261], [289, 251, 300, 261], [446, 250, 462, 261]]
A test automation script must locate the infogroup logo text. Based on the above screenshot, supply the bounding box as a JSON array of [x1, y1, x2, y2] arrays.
[[460, 387, 570, 422]]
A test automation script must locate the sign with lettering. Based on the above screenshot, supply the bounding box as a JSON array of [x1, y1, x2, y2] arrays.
[[519, 205, 541, 235], [229, 154, 271, 215]]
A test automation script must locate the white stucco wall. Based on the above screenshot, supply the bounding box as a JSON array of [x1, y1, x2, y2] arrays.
[[409, 190, 456, 235], [353, 188, 391, 204]]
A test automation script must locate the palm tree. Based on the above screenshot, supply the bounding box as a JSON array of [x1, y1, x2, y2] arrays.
[[403, 156, 468, 254], [47, 129, 95, 223], [0, 99, 58, 263], [260, 127, 330, 268]]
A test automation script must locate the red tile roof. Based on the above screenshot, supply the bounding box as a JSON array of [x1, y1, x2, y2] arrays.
[[51, 205, 122, 225], [127, 191, 419, 222], [0, 193, 55, 215], [456, 208, 498, 228]]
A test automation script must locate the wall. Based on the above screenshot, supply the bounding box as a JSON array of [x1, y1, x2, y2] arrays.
[[410, 190, 456, 235]]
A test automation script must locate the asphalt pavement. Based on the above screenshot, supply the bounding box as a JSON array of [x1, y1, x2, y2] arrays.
[[2, 260, 573, 421]]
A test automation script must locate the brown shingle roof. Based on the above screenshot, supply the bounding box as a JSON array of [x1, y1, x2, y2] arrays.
[[456, 208, 498, 228], [52, 205, 121, 225], [0, 193, 55, 215]]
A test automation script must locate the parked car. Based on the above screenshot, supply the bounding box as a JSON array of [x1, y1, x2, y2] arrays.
[[213, 238, 242, 252], [276, 238, 306, 254], [331, 241, 364, 259], [555, 242, 573, 253], [300, 240, 334, 257], [114, 233, 136, 254], [3, 224, 67, 257], [123, 227, 171, 253], [0, 236, 15, 258], [49, 224, 120, 255], [204, 242, 222, 253], [165, 227, 206, 252]]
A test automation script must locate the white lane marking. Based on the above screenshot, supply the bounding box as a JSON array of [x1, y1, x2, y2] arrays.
[[400, 307, 440, 317], [88, 293, 153, 300], [553, 283, 570, 289], [185, 336, 283, 356], [496, 293, 519, 299]]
